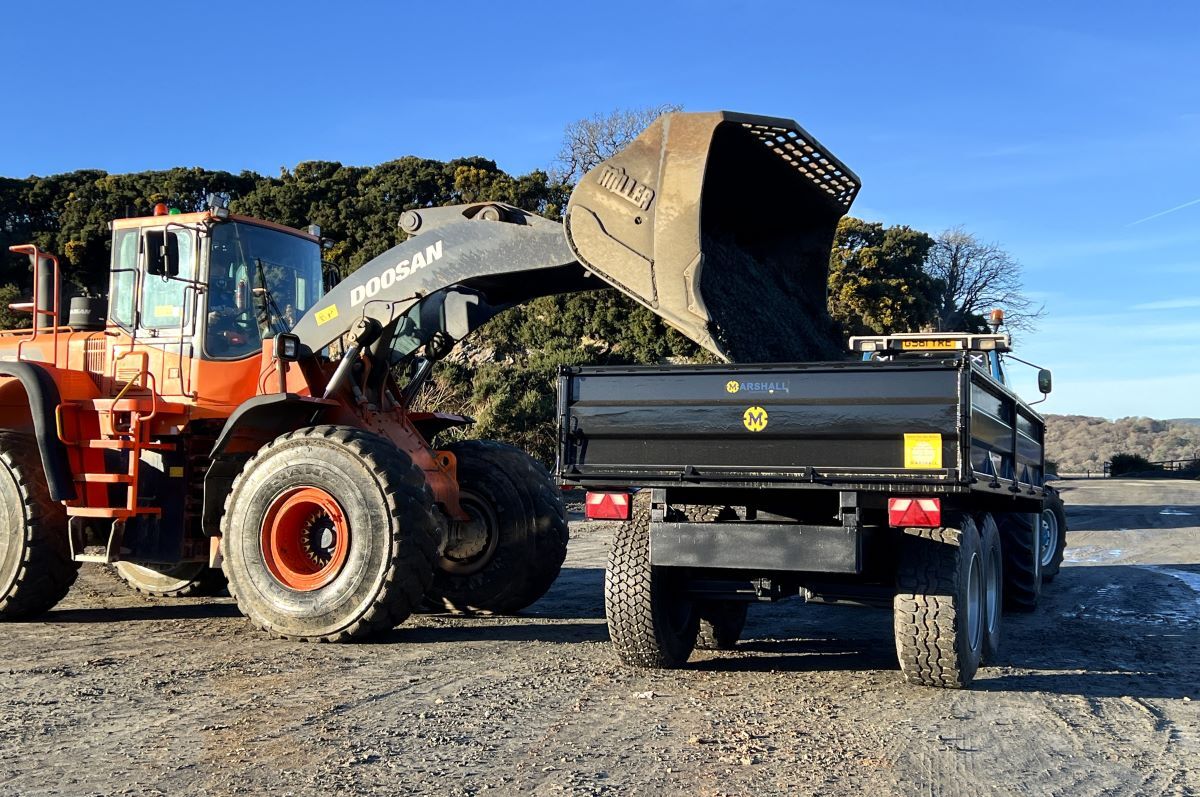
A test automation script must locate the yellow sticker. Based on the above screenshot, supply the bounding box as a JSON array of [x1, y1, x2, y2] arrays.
[[315, 304, 339, 326], [153, 305, 181, 318], [743, 406, 768, 432], [901, 340, 958, 350], [904, 433, 943, 469], [168, 466, 185, 478], [725, 380, 740, 394]]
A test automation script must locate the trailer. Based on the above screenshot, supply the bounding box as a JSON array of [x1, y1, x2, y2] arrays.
[[557, 339, 1052, 688]]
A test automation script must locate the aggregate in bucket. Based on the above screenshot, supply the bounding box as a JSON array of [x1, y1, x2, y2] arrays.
[[565, 111, 861, 362]]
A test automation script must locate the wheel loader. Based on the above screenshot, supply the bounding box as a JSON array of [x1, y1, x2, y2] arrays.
[[0, 111, 857, 640]]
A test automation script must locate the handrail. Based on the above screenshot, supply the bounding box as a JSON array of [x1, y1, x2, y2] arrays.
[[8, 244, 61, 366]]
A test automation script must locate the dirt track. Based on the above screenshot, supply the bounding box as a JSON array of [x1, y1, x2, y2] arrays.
[[2, 478, 1198, 796]]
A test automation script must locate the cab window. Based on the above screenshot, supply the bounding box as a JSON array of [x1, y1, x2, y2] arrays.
[[140, 228, 195, 330], [109, 229, 139, 328]]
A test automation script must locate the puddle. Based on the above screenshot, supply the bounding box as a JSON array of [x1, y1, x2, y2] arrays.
[[1064, 546, 1125, 563]]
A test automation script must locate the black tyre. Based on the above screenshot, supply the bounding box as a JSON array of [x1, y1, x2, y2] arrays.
[[1040, 488, 1068, 583], [113, 561, 228, 598], [978, 513, 1003, 664], [894, 518, 985, 688], [605, 492, 699, 668], [996, 511, 1042, 612], [696, 601, 748, 650], [221, 425, 438, 641], [0, 431, 77, 619], [426, 440, 568, 614]]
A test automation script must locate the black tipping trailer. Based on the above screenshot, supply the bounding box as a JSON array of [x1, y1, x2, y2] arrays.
[[556, 353, 1050, 688]]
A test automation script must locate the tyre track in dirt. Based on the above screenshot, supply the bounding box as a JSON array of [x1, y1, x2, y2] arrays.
[[0, 479, 1197, 796]]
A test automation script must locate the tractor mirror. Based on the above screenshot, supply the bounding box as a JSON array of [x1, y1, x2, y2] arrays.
[[1037, 368, 1052, 394], [145, 230, 180, 277]]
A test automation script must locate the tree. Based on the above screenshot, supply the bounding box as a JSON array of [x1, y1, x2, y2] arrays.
[[554, 104, 682, 184], [926, 227, 1043, 332], [827, 217, 939, 336]]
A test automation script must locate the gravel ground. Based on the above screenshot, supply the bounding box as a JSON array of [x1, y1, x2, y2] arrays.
[[1, 478, 1198, 796]]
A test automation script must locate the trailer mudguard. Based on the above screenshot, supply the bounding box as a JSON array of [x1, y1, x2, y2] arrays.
[[0, 362, 75, 501]]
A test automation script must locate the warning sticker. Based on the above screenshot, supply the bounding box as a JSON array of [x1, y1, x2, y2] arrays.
[[743, 406, 769, 432], [315, 304, 339, 326], [904, 433, 943, 469]]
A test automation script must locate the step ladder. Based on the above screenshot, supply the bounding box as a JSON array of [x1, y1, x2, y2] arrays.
[[59, 394, 184, 563]]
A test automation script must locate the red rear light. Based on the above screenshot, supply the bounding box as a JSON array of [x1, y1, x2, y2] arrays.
[[888, 497, 942, 528], [585, 491, 631, 520]]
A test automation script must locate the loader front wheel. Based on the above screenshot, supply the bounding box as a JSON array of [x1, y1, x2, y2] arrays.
[[425, 440, 568, 614], [894, 518, 985, 688], [114, 561, 227, 598], [605, 493, 699, 668], [0, 432, 78, 619], [221, 426, 438, 641]]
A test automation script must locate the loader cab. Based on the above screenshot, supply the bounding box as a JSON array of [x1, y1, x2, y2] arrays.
[[107, 210, 323, 362]]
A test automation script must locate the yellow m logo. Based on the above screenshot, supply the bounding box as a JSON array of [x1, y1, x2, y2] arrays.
[[742, 406, 769, 432]]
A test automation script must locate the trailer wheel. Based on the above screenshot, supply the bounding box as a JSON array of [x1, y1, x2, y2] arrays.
[[425, 440, 568, 614], [221, 425, 438, 642], [113, 562, 227, 598], [978, 514, 1003, 663], [0, 432, 78, 619], [605, 492, 699, 668], [696, 601, 748, 650], [1040, 489, 1068, 583], [996, 511, 1042, 612], [894, 519, 985, 688]]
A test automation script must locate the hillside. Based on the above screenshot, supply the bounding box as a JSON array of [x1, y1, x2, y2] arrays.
[[1046, 415, 1200, 473]]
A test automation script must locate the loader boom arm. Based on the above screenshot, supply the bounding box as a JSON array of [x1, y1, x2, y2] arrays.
[[290, 111, 861, 364]]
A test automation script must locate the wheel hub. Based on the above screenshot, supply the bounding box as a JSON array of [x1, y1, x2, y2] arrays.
[[1040, 508, 1060, 568], [439, 491, 500, 575], [261, 487, 350, 591]]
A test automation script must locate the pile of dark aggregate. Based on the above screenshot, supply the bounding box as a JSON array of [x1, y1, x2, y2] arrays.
[[698, 233, 845, 363]]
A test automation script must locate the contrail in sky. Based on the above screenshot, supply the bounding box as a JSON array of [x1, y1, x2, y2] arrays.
[[1128, 196, 1200, 226]]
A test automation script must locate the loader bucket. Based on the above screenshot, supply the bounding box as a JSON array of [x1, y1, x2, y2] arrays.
[[564, 111, 860, 362]]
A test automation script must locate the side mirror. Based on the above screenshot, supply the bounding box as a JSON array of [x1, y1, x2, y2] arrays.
[[441, 289, 483, 340], [145, 230, 180, 277], [1037, 368, 1052, 394]]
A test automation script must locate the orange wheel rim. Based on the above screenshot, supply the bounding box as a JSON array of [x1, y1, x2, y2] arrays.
[[260, 487, 350, 591]]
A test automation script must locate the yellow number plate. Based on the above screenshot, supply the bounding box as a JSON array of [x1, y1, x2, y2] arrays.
[[900, 340, 959, 350]]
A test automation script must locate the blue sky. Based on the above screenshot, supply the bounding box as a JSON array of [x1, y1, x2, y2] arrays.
[[2, 1, 1196, 419]]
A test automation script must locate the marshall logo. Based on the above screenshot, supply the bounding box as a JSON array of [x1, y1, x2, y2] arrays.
[[597, 165, 654, 211]]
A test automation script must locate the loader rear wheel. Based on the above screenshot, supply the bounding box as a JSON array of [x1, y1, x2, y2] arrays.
[[221, 425, 438, 642], [113, 561, 227, 598], [1040, 489, 1068, 583], [426, 440, 568, 614], [996, 511, 1042, 612], [696, 601, 748, 650], [605, 492, 699, 668], [0, 431, 77, 619], [894, 519, 984, 688]]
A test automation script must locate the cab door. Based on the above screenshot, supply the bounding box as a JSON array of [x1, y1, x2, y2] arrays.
[[106, 224, 201, 399]]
